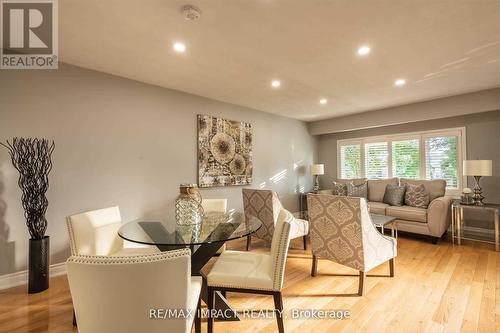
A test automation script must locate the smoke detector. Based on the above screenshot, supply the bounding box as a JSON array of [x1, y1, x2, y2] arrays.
[[182, 5, 201, 21]]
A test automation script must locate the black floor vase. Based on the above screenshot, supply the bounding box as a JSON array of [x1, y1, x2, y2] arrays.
[[28, 236, 49, 293]]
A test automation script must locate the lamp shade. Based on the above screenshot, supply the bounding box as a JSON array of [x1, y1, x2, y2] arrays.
[[463, 160, 492, 176], [311, 164, 324, 176]]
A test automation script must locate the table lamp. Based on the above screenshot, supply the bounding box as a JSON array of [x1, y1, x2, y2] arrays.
[[463, 160, 492, 206], [311, 164, 324, 193]]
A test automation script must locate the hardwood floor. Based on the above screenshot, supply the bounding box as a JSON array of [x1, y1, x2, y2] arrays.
[[0, 236, 499, 333]]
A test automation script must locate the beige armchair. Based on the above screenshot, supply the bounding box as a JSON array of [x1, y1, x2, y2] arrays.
[[243, 189, 308, 251], [206, 208, 294, 333], [66, 206, 158, 256], [67, 249, 202, 333], [307, 194, 397, 295]]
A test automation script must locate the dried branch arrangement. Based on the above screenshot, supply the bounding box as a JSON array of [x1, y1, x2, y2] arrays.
[[1, 138, 55, 239]]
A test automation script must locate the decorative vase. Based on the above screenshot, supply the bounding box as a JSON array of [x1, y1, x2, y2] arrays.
[[28, 236, 49, 293], [175, 184, 204, 225]]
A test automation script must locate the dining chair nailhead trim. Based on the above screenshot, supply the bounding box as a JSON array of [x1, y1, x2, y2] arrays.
[[66, 217, 78, 256], [67, 248, 190, 265], [273, 221, 291, 291]]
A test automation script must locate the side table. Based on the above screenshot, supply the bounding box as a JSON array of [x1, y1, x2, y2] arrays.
[[451, 201, 500, 251]]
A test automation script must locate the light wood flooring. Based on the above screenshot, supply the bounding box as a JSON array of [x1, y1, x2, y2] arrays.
[[0, 235, 499, 333]]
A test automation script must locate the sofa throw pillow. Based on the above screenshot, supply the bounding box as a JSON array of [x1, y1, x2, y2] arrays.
[[404, 183, 430, 208], [347, 181, 368, 199], [332, 181, 348, 196], [383, 185, 406, 206]]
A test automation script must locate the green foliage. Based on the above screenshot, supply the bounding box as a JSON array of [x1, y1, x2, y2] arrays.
[[341, 145, 361, 178], [392, 140, 420, 179]]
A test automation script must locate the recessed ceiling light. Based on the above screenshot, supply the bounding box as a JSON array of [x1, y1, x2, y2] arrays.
[[271, 80, 281, 88], [394, 79, 406, 86], [319, 98, 327, 105], [173, 42, 186, 53], [357, 45, 371, 56]]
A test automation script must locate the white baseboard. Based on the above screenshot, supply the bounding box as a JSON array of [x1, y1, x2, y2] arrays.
[[0, 262, 66, 291]]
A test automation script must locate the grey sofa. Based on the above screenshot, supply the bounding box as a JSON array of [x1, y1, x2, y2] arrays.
[[322, 178, 453, 242]]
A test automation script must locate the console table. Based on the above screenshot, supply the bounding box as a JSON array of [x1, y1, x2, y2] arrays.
[[451, 201, 500, 251]]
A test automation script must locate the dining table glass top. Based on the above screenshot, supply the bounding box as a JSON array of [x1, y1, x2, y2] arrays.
[[118, 210, 261, 246]]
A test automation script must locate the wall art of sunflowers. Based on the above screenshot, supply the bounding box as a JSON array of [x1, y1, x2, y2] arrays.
[[198, 114, 253, 187]]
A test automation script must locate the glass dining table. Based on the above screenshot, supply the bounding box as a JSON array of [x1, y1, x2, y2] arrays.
[[118, 210, 262, 321]]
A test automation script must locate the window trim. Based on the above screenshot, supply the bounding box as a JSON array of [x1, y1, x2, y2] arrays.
[[336, 127, 466, 196]]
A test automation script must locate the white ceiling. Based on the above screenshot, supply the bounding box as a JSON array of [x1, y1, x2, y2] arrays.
[[60, 0, 500, 121]]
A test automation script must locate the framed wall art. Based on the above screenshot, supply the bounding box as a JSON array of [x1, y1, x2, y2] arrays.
[[197, 114, 252, 187]]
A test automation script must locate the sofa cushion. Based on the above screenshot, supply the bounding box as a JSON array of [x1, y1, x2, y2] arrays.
[[386, 205, 427, 223], [404, 183, 430, 208], [332, 182, 347, 196], [347, 181, 368, 199], [332, 178, 367, 196], [400, 178, 446, 201], [367, 178, 398, 202], [383, 185, 406, 206], [369, 202, 390, 215]]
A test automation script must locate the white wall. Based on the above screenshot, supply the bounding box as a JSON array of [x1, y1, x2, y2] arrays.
[[0, 64, 317, 275]]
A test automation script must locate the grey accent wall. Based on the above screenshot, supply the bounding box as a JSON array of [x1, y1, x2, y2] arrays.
[[317, 110, 500, 229], [0, 64, 317, 275], [309, 88, 500, 135]]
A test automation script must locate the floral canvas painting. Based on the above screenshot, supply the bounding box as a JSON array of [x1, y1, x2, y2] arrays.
[[198, 115, 252, 187]]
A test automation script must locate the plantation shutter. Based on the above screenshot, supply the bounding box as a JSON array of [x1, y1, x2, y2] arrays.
[[340, 144, 361, 179], [392, 139, 420, 179], [425, 136, 459, 188], [364, 142, 388, 179]]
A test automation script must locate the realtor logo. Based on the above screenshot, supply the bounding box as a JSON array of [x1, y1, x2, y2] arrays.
[[1, 0, 58, 69]]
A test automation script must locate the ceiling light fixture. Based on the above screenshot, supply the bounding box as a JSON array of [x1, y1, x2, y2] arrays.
[[394, 79, 406, 86], [271, 80, 281, 88], [319, 98, 327, 105], [173, 42, 186, 53], [357, 45, 371, 56]]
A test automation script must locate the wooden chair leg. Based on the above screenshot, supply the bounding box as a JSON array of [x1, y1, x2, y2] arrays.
[[311, 255, 318, 277], [389, 258, 395, 277], [303, 235, 307, 250], [358, 271, 366, 296], [273, 292, 285, 333], [72, 310, 77, 326], [246, 235, 251, 251], [207, 287, 215, 333]]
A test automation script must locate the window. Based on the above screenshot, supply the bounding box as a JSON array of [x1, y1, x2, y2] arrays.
[[337, 128, 465, 192], [340, 144, 361, 179], [392, 139, 420, 179], [364, 142, 388, 179], [425, 136, 458, 188]]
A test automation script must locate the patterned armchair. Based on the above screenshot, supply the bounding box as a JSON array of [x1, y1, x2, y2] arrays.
[[243, 189, 309, 251], [307, 194, 397, 296]]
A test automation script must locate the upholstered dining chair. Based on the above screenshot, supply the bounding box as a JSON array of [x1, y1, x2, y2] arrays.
[[206, 208, 294, 333], [202, 199, 228, 254], [307, 194, 397, 296], [243, 189, 308, 251], [66, 206, 158, 256], [67, 249, 202, 333]]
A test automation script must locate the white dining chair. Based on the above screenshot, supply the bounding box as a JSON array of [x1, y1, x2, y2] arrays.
[[206, 208, 294, 333], [202, 199, 228, 254], [66, 206, 158, 256], [67, 249, 202, 333], [201, 199, 228, 214]]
